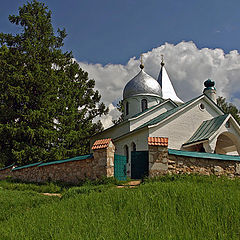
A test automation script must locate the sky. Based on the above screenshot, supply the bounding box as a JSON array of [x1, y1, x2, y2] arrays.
[[1, 0, 240, 128]]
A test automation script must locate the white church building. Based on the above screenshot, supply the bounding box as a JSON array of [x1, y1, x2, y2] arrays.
[[90, 58, 240, 177]]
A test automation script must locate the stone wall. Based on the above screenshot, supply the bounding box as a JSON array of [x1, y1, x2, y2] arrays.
[[148, 137, 240, 178], [149, 145, 168, 177], [12, 157, 95, 184], [168, 154, 240, 177], [92, 140, 115, 178], [0, 139, 115, 184]]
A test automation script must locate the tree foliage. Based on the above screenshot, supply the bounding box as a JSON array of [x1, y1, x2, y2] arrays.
[[0, 0, 108, 166], [217, 96, 240, 124], [112, 100, 124, 125]]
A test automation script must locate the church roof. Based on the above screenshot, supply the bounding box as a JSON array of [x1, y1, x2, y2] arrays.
[[130, 98, 178, 119], [183, 114, 229, 147], [123, 69, 162, 99], [157, 62, 183, 103], [135, 95, 201, 130]]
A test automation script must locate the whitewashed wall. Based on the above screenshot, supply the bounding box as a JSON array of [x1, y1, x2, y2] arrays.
[[149, 98, 221, 150], [123, 95, 161, 119], [130, 101, 175, 131]]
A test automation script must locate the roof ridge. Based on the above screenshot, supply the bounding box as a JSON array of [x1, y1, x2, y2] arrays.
[[130, 98, 177, 119], [136, 95, 203, 130]]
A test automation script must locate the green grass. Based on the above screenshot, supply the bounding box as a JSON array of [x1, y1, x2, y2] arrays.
[[1, 175, 240, 239]]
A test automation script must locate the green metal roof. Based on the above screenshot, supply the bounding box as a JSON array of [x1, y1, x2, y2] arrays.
[[183, 114, 229, 146], [39, 154, 93, 167], [136, 95, 202, 130], [13, 162, 42, 171], [168, 148, 240, 162], [12, 154, 93, 171]]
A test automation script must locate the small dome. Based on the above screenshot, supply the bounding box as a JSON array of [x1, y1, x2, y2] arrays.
[[123, 70, 162, 99], [204, 79, 216, 89]]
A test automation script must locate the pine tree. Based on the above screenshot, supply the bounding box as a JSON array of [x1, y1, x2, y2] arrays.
[[217, 96, 240, 124], [112, 100, 124, 125], [0, 0, 108, 167]]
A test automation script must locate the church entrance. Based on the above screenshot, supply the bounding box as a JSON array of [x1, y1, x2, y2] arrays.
[[114, 154, 127, 181], [131, 151, 149, 179], [215, 132, 240, 155]]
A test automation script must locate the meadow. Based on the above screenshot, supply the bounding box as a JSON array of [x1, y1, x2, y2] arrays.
[[1, 175, 240, 239]]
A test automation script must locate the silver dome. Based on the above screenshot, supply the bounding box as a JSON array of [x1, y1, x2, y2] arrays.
[[123, 70, 162, 99]]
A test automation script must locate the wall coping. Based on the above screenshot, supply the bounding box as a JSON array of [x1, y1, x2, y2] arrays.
[[12, 154, 93, 171], [168, 149, 240, 162], [0, 163, 15, 171], [148, 137, 168, 146], [92, 138, 112, 150], [38, 154, 93, 167]]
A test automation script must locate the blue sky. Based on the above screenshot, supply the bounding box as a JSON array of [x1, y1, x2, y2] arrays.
[[1, 0, 240, 65], [1, 0, 240, 127]]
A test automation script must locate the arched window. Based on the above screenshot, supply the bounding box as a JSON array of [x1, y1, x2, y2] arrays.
[[126, 102, 129, 115], [141, 99, 148, 112], [131, 142, 136, 152], [124, 145, 129, 163]]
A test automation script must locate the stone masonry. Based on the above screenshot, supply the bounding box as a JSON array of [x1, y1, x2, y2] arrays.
[[149, 137, 240, 178], [0, 139, 115, 184], [148, 137, 169, 177], [2, 137, 240, 183]]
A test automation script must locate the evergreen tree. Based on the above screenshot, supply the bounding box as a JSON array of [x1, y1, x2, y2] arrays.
[[112, 100, 124, 125], [217, 96, 240, 124], [0, 0, 108, 166]]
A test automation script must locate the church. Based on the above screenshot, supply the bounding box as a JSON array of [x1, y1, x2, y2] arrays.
[[90, 57, 240, 178]]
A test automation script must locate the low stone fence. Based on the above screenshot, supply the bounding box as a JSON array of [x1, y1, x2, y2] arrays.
[[148, 137, 240, 178], [2, 137, 240, 183], [0, 139, 115, 184]]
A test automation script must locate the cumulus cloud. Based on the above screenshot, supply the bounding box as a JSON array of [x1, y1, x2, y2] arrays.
[[78, 41, 240, 128]]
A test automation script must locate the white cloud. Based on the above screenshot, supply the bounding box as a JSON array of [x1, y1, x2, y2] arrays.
[[97, 103, 120, 129], [78, 41, 240, 128]]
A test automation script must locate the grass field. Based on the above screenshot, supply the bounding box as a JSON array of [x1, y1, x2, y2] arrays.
[[1, 175, 240, 239]]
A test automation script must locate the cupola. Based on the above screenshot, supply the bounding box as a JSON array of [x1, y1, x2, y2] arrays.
[[122, 58, 162, 119], [203, 79, 216, 103]]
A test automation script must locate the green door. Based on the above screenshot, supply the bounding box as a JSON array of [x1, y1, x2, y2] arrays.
[[114, 154, 127, 181], [131, 151, 149, 179]]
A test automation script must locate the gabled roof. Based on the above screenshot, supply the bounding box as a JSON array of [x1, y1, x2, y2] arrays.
[[135, 95, 202, 130], [130, 98, 178, 119], [183, 114, 229, 147], [113, 94, 225, 141]]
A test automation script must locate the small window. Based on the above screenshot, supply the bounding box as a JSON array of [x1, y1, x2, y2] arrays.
[[126, 102, 129, 115], [131, 142, 136, 152], [124, 145, 129, 163], [199, 103, 205, 111], [141, 99, 148, 112]]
